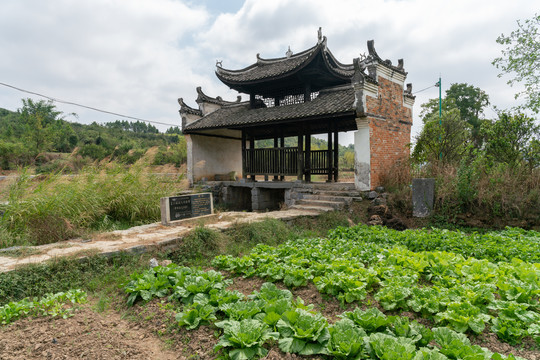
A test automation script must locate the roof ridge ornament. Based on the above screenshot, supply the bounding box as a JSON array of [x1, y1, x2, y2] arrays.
[[286, 46, 293, 58], [196, 86, 244, 106], [178, 97, 203, 116], [318, 27, 323, 44], [216, 60, 223, 68]]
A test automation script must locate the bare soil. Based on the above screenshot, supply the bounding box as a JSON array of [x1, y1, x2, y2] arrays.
[[0, 306, 177, 360]]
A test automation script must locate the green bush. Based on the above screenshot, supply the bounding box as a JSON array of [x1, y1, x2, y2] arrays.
[[78, 143, 109, 160], [0, 142, 34, 170], [152, 137, 187, 167]]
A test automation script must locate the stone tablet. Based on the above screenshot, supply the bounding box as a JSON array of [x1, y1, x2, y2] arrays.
[[412, 178, 435, 217], [160, 193, 213, 225]]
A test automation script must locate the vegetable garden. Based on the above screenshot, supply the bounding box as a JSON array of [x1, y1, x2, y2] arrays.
[[118, 225, 539, 359], [1, 224, 539, 358]]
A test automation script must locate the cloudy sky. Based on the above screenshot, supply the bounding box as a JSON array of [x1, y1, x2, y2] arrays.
[[0, 0, 537, 144]]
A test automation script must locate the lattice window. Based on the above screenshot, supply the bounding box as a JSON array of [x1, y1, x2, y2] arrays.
[[255, 95, 275, 108], [254, 91, 319, 108]]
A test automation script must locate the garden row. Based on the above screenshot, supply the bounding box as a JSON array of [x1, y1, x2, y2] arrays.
[[124, 264, 526, 359], [212, 226, 540, 346], [328, 225, 540, 264], [0, 289, 86, 325]]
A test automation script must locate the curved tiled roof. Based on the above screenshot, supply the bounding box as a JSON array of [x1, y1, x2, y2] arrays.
[[215, 37, 354, 85], [183, 85, 356, 133], [178, 98, 202, 116], [195, 86, 242, 105]]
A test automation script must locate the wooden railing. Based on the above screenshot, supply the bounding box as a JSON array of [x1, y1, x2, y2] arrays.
[[244, 147, 298, 176], [308, 150, 328, 175], [244, 148, 332, 177]]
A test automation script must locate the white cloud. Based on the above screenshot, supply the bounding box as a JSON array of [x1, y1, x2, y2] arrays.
[[0, 0, 210, 127], [0, 0, 537, 138]]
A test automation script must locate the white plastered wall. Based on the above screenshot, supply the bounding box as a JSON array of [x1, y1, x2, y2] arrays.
[[354, 117, 371, 191], [352, 79, 377, 191], [188, 132, 242, 185]]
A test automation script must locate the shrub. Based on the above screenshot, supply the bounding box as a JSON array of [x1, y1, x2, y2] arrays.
[[78, 143, 108, 160], [152, 137, 187, 167]]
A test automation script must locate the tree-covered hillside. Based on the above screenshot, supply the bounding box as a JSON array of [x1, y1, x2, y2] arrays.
[[0, 99, 185, 172], [1, 98, 355, 173]]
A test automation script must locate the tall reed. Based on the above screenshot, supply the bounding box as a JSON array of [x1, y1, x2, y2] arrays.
[[0, 164, 183, 247]]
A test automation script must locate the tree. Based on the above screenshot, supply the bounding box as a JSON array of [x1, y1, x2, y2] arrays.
[[418, 96, 457, 123], [493, 14, 540, 113], [445, 83, 490, 131], [166, 126, 183, 135], [420, 83, 490, 147], [18, 98, 62, 152], [481, 112, 540, 168], [412, 109, 472, 164]]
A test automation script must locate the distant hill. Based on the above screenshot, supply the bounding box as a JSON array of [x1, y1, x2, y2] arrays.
[[0, 102, 185, 172]]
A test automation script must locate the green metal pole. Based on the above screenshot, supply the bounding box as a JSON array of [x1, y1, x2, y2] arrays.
[[438, 76, 442, 160], [438, 76, 442, 122]]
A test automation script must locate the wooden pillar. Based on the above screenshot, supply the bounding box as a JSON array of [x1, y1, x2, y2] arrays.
[[280, 133, 285, 181], [249, 93, 255, 109], [273, 133, 279, 181], [242, 130, 247, 179], [250, 135, 256, 181], [297, 130, 304, 181], [327, 127, 333, 182], [305, 129, 311, 183], [333, 129, 339, 182], [304, 83, 312, 103]]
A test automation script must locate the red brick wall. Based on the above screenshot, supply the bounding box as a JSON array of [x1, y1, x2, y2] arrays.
[[366, 77, 412, 188]]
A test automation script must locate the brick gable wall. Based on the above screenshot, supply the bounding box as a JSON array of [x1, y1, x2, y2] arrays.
[[366, 77, 412, 187]]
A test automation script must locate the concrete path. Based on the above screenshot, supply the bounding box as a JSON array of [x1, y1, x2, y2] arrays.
[[0, 208, 321, 273]]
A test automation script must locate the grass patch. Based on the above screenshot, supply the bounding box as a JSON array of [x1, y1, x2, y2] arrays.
[[0, 213, 362, 305], [166, 214, 363, 266], [0, 246, 43, 258], [0, 252, 149, 304]]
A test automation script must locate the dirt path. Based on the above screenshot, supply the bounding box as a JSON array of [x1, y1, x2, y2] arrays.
[[0, 209, 321, 272], [0, 305, 178, 360]]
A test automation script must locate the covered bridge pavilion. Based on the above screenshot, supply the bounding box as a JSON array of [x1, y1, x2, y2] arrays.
[[180, 30, 415, 197]]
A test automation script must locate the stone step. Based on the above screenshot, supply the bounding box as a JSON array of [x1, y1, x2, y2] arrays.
[[291, 204, 335, 212], [296, 199, 344, 210], [301, 194, 355, 204], [311, 183, 356, 191], [311, 189, 362, 197]]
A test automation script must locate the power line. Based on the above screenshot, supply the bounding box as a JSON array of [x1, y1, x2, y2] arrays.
[[413, 83, 438, 95], [0, 81, 179, 127]]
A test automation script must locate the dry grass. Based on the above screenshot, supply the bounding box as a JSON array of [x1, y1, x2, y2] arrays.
[[381, 160, 540, 227], [0, 164, 188, 248]]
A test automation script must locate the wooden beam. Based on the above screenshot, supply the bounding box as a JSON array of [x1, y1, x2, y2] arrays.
[[327, 128, 333, 182], [250, 135, 255, 181], [242, 130, 247, 179], [280, 132, 285, 181], [305, 129, 311, 182], [304, 83, 312, 102], [297, 131, 303, 181], [334, 128, 339, 182], [273, 132, 279, 181], [188, 132, 241, 141]]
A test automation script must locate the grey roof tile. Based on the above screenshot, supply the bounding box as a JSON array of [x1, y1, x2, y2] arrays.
[[215, 38, 354, 84], [183, 85, 356, 132]]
